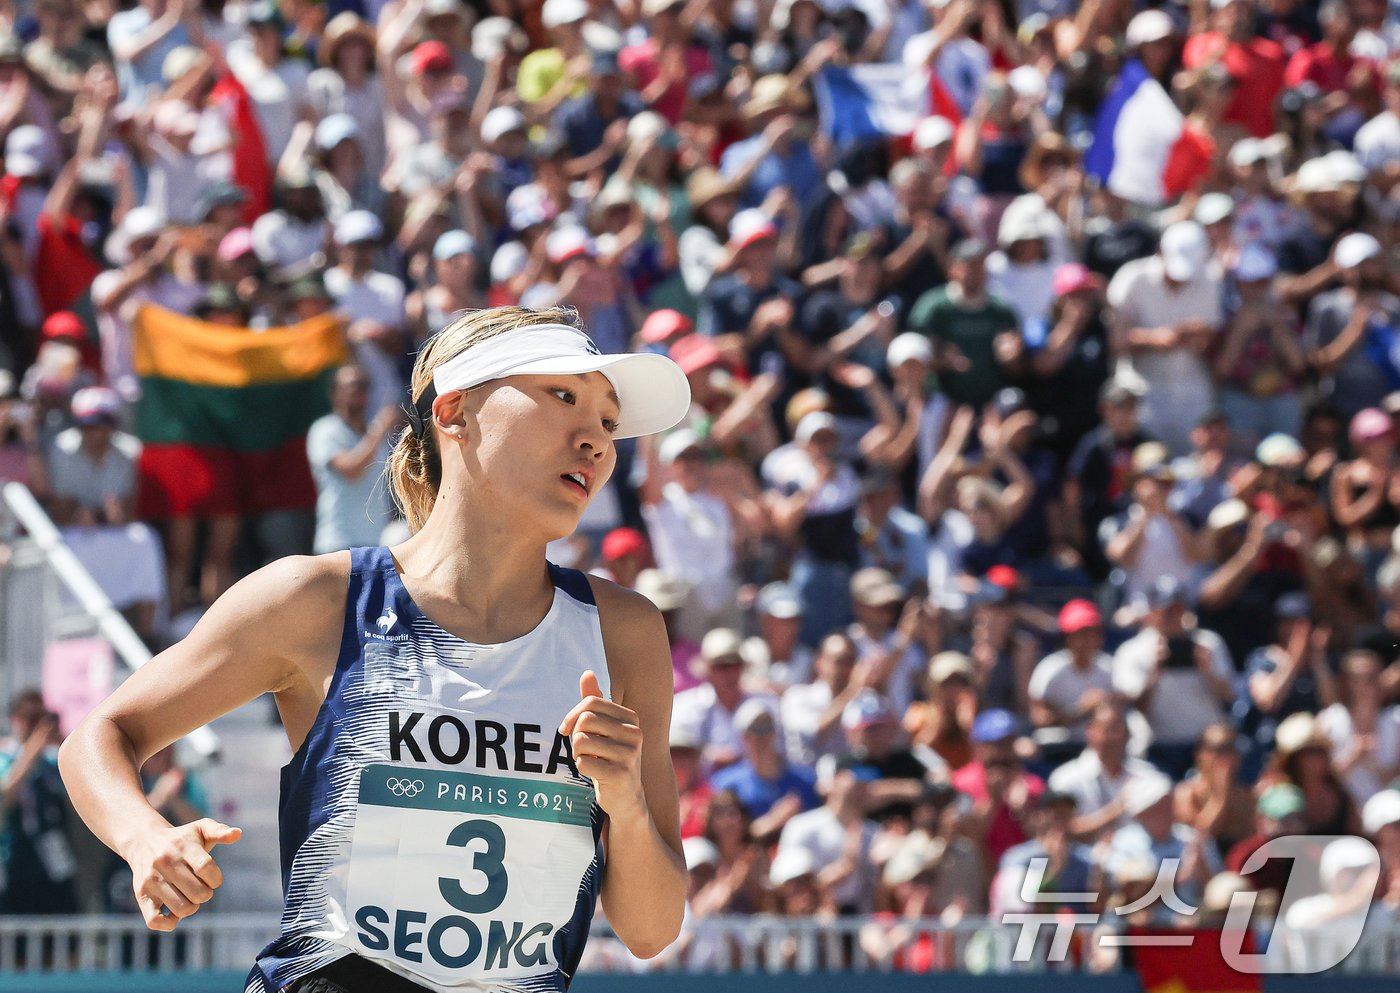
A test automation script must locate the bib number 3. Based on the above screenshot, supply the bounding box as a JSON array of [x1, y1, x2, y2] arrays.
[[440, 819, 508, 914]]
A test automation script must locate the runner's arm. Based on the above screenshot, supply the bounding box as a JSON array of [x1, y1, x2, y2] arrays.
[[587, 580, 686, 958], [58, 554, 346, 928]]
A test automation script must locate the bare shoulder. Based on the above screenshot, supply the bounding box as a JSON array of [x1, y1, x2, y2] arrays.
[[584, 575, 670, 709], [90, 552, 354, 761], [205, 549, 350, 635], [179, 551, 352, 681]]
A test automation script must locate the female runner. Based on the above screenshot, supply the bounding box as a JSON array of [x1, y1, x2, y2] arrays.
[[59, 306, 691, 992]]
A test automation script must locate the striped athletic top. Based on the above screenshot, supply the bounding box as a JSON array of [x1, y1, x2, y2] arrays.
[[246, 545, 607, 992]]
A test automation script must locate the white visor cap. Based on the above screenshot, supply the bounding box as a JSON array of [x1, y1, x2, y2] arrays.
[[431, 322, 692, 440]]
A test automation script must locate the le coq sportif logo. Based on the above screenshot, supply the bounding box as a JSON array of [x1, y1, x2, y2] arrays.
[[377, 607, 398, 634]]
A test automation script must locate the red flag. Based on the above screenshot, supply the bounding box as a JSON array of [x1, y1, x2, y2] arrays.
[[1130, 928, 1262, 993], [209, 71, 272, 224]]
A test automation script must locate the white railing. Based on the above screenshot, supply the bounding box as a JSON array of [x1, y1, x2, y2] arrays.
[[0, 482, 217, 757], [4, 913, 1400, 976], [0, 912, 275, 973]]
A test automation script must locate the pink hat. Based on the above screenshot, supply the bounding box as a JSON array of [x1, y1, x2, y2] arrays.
[[668, 334, 722, 376], [1350, 407, 1395, 445], [640, 309, 693, 344], [217, 227, 255, 262], [1058, 598, 1102, 634], [1052, 262, 1102, 298]]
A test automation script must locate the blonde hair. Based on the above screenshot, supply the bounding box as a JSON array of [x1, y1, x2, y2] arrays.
[[386, 305, 580, 533]]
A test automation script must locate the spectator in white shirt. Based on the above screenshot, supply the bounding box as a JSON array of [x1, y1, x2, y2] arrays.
[[775, 769, 879, 914], [673, 628, 779, 773], [751, 581, 813, 689], [782, 632, 863, 767], [1049, 701, 1161, 839], [640, 428, 739, 639], [1029, 598, 1116, 752], [40, 387, 165, 641], [1106, 220, 1224, 456], [323, 210, 407, 420], [1316, 650, 1400, 807], [228, 2, 312, 168], [1113, 576, 1236, 779], [306, 365, 399, 554], [1102, 450, 1200, 606], [847, 567, 926, 719]]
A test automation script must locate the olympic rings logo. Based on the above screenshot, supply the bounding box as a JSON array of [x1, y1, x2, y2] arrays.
[[386, 778, 425, 797]]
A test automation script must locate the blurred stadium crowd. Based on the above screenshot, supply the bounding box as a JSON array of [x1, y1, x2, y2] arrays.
[[2, 0, 1400, 971]]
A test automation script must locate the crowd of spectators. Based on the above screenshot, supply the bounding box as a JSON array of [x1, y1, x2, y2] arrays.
[[3, 0, 1400, 971]]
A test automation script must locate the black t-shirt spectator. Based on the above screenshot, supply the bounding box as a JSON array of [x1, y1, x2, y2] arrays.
[[1082, 220, 1157, 280], [1065, 425, 1153, 534], [1198, 571, 1302, 672], [1021, 311, 1112, 464], [799, 288, 882, 418], [835, 747, 932, 822], [555, 92, 646, 157], [699, 273, 804, 378]]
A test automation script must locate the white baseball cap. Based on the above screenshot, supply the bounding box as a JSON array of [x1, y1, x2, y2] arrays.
[[315, 113, 360, 151], [1194, 192, 1235, 227], [1228, 138, 1266, 168], [1295, 157, 1340, 194], [728, 208, 779, 250], [546, 225, 596, 264], [1159, 220, 1209, 281], [480, 106, 527, 144], [659, 427, 703, 465], [912, 115, 955, 150], [887, 331, 934, 367], [334, 210, 383, 246], [541, 0, 588, 28], [490, 240, 529, 282], [1008, 65, 1046, 101], [1335, 232, 1382, 269], [795, 410, 838, 443], [1125, 9, 1174, 47], [105, 206, 166, 265], [433, 229, 475, 261]]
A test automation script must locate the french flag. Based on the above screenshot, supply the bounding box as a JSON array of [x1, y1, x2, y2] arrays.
[[814, 63, 962, 148], [1084, 58, 1185, 207]]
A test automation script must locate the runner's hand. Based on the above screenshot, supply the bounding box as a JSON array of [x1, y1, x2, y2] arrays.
[[128, 818, 241, 931], [559, 671, 646, 819]]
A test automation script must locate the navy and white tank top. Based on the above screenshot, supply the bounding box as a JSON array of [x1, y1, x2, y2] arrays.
[[246, 546, 609, 993]]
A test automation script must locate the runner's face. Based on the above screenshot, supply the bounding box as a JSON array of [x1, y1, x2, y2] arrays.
[[464, 372, 619, 538]]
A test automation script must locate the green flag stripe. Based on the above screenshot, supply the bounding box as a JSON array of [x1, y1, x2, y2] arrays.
[[136, 372, 335, 452]]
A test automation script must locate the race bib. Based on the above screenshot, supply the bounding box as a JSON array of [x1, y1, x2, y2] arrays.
[[343, 764, 597, 985]]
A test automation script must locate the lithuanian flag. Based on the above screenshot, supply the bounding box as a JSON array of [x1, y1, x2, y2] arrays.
[[132, 305, 348, 519]]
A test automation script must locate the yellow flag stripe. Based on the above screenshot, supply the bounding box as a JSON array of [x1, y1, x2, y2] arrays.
[[132, 304, 349, 387]]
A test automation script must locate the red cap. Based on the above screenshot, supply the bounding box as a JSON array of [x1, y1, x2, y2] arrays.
[[41, 311, 85, 342], [640, 309, 693, 344], [410, 40, 453, 75], [668, 334, 722, 376], [1052, 262, 1103, 299], [601, 527, 648, 562], [986, 565, 1021, 591], [1058, 598, 1102, 634]]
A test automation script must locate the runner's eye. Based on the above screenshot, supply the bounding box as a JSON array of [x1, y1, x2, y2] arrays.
[[551, 388, 576, 405]]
